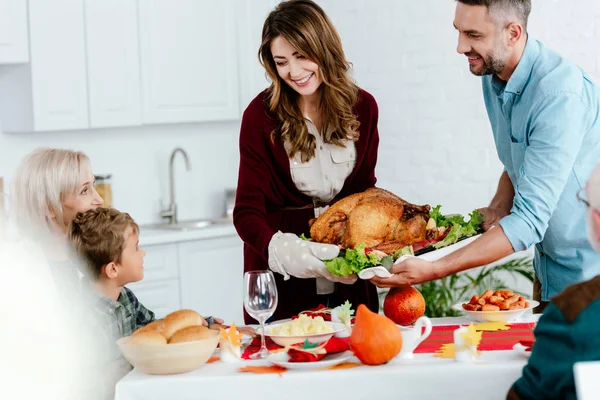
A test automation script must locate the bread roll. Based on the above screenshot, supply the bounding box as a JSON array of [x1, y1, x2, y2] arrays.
[[162, 309, 205, 340], [169, 325, 216, 344], [125, 331, 167, 346], [132, 320, 166, 336]]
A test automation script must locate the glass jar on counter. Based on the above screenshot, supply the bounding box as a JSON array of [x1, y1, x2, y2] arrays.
[[95, 174, 113, 208]]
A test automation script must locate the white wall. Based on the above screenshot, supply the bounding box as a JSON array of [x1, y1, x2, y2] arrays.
[[321, 0, 600, 216], [1, 0, 599, 226]]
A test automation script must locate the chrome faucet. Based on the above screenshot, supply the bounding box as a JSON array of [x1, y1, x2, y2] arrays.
[[160, 147, 192, 224]]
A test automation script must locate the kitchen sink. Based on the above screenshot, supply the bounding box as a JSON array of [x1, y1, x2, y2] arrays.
[[142, 217, 232, 232]]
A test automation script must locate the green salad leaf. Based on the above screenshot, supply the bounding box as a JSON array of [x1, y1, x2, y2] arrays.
[[299, 233, 312, 241], [431, 206, 484, 249], [324, 244, 381, 276]]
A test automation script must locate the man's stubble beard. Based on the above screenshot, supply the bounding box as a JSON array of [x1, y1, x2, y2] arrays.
[[469, 50, 508, 76]]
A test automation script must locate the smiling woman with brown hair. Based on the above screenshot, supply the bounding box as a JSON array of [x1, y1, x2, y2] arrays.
[[258, 0, 360, 162], [234, 0, 381, 323]]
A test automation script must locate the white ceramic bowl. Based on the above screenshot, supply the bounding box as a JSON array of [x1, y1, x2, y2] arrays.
[[452, 300, 540, 322], [258, 321, 346, 347], [116, 330, 220, 375]]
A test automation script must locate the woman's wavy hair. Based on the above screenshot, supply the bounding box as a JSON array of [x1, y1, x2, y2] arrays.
[[259, 0, 360, 162]]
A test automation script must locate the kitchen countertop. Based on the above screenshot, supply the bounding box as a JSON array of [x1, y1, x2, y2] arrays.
[[139, 219, 238, 246]]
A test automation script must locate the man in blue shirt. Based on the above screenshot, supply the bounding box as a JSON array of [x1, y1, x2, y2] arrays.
[[371, 0, 600, 308]]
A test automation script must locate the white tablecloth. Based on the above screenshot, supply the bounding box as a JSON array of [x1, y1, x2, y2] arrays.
[[115, 315, 539, 400]]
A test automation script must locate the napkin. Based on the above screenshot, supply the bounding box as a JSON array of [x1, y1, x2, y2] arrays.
[[519, 339, 534, 352], [242, 337, 281, 360], [287, 337, 350, 363], [292, 305, 356, 324], [292, 304, 332, 321]]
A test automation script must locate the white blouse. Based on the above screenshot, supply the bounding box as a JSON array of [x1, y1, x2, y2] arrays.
[[286, 118, 357, 294], [286, 117, 357, 204]]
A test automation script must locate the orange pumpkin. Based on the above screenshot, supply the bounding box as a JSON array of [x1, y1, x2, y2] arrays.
[[350, 304, 402, 365]]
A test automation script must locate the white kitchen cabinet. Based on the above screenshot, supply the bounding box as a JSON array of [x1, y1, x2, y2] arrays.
[[138, 243, 179, 282], [85, 0, 142, 128], [138, 0, 240, 124], [237, 0, 277, 111], [23, 0, 88, 131], [0, 0, 29, 63], [127, 279, 181, 319], [0, 0, 88, 132], [126, 243, 180, 318], [178, 236, 244, 325]]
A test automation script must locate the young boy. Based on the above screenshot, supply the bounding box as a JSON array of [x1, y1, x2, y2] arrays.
[[68, 207, 156, 399], [68, 207, 155, 340]]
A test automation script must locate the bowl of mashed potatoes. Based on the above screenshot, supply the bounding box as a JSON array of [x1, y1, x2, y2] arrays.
[[258, 315, 346, 347]]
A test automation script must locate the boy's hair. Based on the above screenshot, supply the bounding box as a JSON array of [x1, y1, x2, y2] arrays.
[[68, 207, 139, 279], [456, 0, 531, 31]]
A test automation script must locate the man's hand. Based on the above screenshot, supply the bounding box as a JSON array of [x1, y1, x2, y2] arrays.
[[479, 171, 514, 231], [478, 206, 509, 231], [370, 257, 443, 288]]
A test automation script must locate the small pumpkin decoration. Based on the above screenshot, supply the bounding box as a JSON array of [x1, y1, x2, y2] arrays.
[[350, 304, 402, 365]]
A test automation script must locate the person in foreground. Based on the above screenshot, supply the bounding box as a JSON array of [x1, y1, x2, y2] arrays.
[[507, 163, 600, 400], [372, 0, 600, 312], [234, 0, 380, 322]]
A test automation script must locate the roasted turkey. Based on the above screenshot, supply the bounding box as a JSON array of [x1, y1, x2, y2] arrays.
[[309, 188, 431, 254]]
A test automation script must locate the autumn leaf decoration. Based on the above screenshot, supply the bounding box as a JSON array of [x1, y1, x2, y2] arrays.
[[460, 324, 483, 349], [290, 339, 327, 356], [219, 323, 244, 348], [434, 323, 483, 360], [458, 323, 482, 360]]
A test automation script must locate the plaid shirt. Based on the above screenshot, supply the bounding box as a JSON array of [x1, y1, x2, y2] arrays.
[[91, 286, 156, 340]]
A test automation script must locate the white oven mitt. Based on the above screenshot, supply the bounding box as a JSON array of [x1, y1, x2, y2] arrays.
[[267, 231, 357, 284]]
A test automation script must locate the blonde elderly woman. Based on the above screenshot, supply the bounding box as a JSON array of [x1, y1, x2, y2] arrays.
[[10, 148, 103, 291], [7, 148, 123, 400]]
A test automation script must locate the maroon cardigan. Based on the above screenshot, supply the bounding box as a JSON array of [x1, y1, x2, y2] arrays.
[[233, 89, 380, 323]]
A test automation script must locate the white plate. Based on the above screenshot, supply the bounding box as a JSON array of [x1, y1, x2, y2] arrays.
[[452, 300, 540, 322], [268, 350, 354, 370], [513, 343, 532, 358], [257, 321, 347, 347], [413, 234, 481, 262], [357, 234, 482, 280]]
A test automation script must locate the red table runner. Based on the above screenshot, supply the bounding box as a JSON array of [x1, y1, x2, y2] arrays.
[[414, 322, 535, 353], [242, 322, 535, 358]]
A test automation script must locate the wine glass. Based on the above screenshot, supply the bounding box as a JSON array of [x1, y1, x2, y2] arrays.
[[244, 270, 278, 359]]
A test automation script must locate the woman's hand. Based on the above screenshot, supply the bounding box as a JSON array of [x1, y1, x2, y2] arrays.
[[268, 231, 357, 284]]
